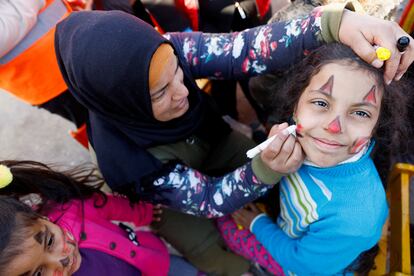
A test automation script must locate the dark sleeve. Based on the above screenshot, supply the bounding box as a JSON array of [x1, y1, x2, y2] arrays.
[[152, 162, 274, 217], [74, 248, 140, 276], [165, 8, 323, 80]]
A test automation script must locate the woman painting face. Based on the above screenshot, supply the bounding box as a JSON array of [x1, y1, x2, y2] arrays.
[[149, 44, 189, 122], [5, 219, 81, 276], [294, 63, 383, 167]]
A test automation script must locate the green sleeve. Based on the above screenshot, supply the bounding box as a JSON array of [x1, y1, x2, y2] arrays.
[[321, 1, 365, 43], [251, 155, 283, 185]]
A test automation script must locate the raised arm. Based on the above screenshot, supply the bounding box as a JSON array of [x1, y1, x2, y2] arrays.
[[0, 0, 45, 57], [167, 2, 414, 83], [165, 7, 323, 80]]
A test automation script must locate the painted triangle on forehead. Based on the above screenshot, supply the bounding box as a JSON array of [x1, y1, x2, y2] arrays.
[[318, 75, 334, 95], [363, 85, 377, 105]]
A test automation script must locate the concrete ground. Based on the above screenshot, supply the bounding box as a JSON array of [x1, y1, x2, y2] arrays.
[[0, 89, 91, 167]]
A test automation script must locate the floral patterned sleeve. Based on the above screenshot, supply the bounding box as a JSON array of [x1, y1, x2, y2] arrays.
[[152, 162, 270, 218], [165, 8, 322, 79]]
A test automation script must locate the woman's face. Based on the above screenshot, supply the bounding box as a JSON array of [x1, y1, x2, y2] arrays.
[[295, 63, 382, 167], [149, 44, 189, 122], [6, 219, 81, 276]]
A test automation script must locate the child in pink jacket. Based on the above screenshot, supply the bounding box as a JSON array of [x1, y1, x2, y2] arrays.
[[0, 161, 196, 276]]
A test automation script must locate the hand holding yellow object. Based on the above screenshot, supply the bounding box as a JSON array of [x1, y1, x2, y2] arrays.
[[376, 47, 391, 61]]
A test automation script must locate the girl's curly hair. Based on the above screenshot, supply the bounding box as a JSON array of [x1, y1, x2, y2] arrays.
[[250, 43, 412, 182]]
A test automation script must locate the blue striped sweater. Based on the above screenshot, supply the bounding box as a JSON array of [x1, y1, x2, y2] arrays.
[[251, 145, 388, 275]]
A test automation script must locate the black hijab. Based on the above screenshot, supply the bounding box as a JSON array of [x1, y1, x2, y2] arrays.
[[55, 11, 230, 196]]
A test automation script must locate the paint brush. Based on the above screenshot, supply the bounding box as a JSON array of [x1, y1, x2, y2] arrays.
[[246, 125, 297, 159]]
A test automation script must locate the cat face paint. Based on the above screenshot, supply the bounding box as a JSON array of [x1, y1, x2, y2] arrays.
[[5, 219, 82, 276], [294, 63, 382, 167]]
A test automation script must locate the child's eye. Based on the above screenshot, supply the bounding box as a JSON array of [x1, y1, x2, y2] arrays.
[[33, 267, 43, 276], [47, 234, 55, 249], [354, 110, 371, 118], [312, 100, 328, 108]]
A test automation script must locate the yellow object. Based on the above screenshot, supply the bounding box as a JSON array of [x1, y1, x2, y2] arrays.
[[369, 163, 413, 275], [237, 224, 244, 230], [376, 47, 391, 61], [0, 165, 13, 189]]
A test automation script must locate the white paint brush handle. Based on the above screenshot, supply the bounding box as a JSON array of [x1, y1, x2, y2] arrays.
[[246, 125, 297, 159]]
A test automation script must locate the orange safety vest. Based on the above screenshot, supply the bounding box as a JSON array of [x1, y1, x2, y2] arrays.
[[0, 0, 71, 105]]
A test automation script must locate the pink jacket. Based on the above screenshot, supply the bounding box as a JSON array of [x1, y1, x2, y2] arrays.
[[47, 195, 170, 276]]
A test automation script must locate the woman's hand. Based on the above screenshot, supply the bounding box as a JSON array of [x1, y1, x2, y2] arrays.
[[260, 123, 304, 174], [232, 203, 263, 230], [339, 10, 413, 84]]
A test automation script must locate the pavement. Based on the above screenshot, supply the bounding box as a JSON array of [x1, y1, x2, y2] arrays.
[[0, 89, 91, 167]]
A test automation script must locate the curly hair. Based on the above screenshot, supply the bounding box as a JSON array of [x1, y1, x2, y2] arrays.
[[251, 43, 412, 181]]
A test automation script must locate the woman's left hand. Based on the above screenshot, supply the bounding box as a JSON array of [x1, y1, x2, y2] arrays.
[[339, 10, 414, 84], [232, 203, 263, 230]]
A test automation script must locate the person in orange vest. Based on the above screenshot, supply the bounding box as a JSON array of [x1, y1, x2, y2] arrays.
[[0, 0, 169, 149], [0, 0, 91, 147]]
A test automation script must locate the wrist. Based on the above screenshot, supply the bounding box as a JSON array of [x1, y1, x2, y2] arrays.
[[252, 156, 283, 185]]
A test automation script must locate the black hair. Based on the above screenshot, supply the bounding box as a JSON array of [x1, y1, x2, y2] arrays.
[[0, 160, 107, 213], [251, 43, 412, 182], [0, 196, 43, 274], [0, 160, 109, 274]]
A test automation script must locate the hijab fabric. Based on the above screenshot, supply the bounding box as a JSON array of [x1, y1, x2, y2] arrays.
[[55, 11, 230, 194]]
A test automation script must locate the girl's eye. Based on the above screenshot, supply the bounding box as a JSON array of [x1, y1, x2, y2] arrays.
[[354, 110, 371, 118], [47, 234, 55, 250], [312, 100, 328, 108], [33, 267, 43, 276]]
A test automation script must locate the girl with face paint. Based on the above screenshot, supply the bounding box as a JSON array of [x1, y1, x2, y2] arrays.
[[216, 43, 413, 275], [0, 161, 198, 276]]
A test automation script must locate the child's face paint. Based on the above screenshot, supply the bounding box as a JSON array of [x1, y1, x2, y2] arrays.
[[5, 219, 82, 276], [349, 137, 370, 154], [326, 116, 342, 134], [363, 85, 377, 105], [294, 63, 382, 167], [318, 75, 334, 95]]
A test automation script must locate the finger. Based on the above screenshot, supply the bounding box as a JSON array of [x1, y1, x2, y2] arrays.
[[374, 25, 409, 83], [285, 141, 305, 173], [232, 213, 242, 224], [261, 132, 289, 160], [268, 122, 288, 137], [277, 135, 296, 163], [347, 31, 379, 67], [395, 39, 414, 81], [248, 203, 260, 213]]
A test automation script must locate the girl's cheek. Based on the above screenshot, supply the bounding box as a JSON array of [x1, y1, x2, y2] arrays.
[[349, 137, 370, 154], [53, 270, 63, 276]]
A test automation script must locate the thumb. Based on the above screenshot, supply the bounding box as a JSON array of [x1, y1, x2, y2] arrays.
[[348, 33, 380, 67]]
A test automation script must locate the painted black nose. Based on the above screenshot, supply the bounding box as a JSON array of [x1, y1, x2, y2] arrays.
[[60, 256, 70, 267]]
